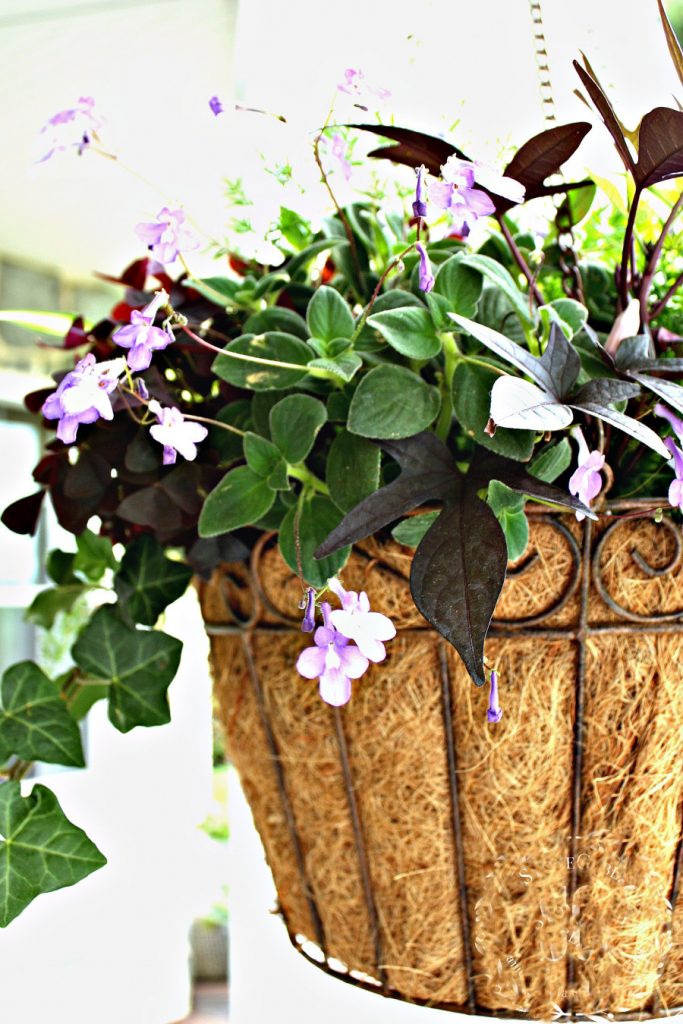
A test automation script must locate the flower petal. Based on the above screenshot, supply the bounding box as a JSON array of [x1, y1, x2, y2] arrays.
[[296, 646, 327, 679], [319, 669, 352, 706]]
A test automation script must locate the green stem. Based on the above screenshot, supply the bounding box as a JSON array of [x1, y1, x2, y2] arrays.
[[435, 333, 459, 441], [287, 463, 330, 496], [182, 325, 318, 373]]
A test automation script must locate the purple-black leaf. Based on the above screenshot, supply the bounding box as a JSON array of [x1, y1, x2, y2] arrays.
[[470, 448, 597, 519], [635, 107, 683, 186], [410, 482, 507, 686], [569, 403, 670, 458], [538, 322, 581, 399], [314, 432, 459, 558], [573, 59, 636, 174], [500, 121, 592, 211], [450, 313, 555, 393], [571, 378, 641, 405], [627, 358, 683, 374], [350, 124, 463, 175], [1, 490, 46, 536], [628, 372, 683, 415]]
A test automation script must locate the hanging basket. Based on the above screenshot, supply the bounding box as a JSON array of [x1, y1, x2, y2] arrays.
[[198, 507, 683, 1021]]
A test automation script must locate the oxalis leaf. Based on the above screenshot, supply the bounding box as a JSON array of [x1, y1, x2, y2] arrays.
[[114, 535, 192, 627], [0, 781, 107, 927], [72, 606, 182, 733], [0, 662, 84, 767]]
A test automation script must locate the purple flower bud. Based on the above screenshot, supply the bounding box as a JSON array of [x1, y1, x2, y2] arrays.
[[412, 165, 428, 219], [415, 242, 434, 293], [568, 427, 605, 521], [487, 670, 503, 724], [134, 378, 150, 401], [208, 96, 224, 116], [301, 588, 316, 633]]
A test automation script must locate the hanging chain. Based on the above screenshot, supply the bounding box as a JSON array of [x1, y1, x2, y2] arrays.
[[528, 0, 585, 302]]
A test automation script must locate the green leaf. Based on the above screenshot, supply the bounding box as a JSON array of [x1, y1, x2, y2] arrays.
[[367, 306, 441, 359], [46, 550, 78, 585], [452, 362, 535, 460], [252, 272, 290, 301], [25, 585, 89, 630], [391, 511, 440, 547], [279, 497, 350, 588], [243, 307, 308, 340], [0, 310, 90, 336], [198, 465, 276, 537], [307, 352, 362, 383], [211, 400, 253, 464], [279, 206, 312, 249], [72, 607, 182, 733], [114, 535, 192, 626], [73, 529, 117, 582], [326, 430, 381, 513], [267, 461, 290, 491], [0, 662, 84, 767], [540, 298, 588, 340], [348, 365, 441, 439], [0, 782, 107, 927], [529, 439, 572, 482], [487, 480, 529, 561], [243, 432, 283, 478], [433, 254, 483, 317], [459, 253, 535, 324], [306, 286, 354, 344], [188, 277, 240, 306], [371, 290, 426, 313], [269, 395, 328, 464], [212, 333, 314, 391]]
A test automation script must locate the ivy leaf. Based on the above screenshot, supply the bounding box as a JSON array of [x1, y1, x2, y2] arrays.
[[326, 430, 381, 513], [490, 376, 574, 431], [114, 535, 192, 626], [198, 465, 275, 537], [347, 365, 441, 439], [269, 394, 327, 463], [306, 286, 354, 343], [73, 529, 117, 582], [0, 782, 107, 927], [25, 585, 89, 630], [538, 322, 581, 398], [629, 373, 683, 416], [635, 107, 683, 187], [0, 662, 84, 767], [212, 332, 314, 390], [452, 362, 535, 460], [410, 480, 508, 686], [315, 432, 458, 558], [367, 306, 442, 359], [72, 606, 182, 733], [279, 496, 350, 588]]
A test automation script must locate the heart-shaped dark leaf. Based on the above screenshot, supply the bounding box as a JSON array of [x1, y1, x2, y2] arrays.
[[114, 535, 192, 626], [539, 322, 582, 398], [0, 782, 107, 927], [0, 662, 84, 767], [410, 481, 508, 686], [1, 490, 45, 537], [351, 123, 464, 175], [72, 606, 182, 733], [635, 106, 683, 187], [315, 432, 458, 558], [628, 372, 683, 415], [501, 121, 592, 209], [573, 59, 635, 174]]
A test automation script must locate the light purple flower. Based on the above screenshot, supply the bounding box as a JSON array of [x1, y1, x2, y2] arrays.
[[37, 96, 100, 163], [296, 602, 369, 706], [568, 427, 605, 521], [413, 165, 428, 219], [487, 670, 503, 724], [300, 588, 316, 633], [331, 133, 352, 181], [42, 353, 126, 443], [337, 68, 391, 107], [442, 155, 525, 204], [208, 96, 224, 116], [148, 400, 209, 465], [415, 242, 434, 293], [327, 578, 396, 663], [135, 208, 198, 265], [112, 290, 173, 371], [664, 437, 683, 511], [428, 178, 496, 235], [655, 402, 683, 443]]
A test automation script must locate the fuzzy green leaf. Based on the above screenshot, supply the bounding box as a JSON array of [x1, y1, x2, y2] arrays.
[[348, 365, 441, 439], [198, 465, 276, 537]]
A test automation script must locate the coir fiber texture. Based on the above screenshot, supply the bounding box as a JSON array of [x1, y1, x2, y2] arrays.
[[199, 512, 683, 1020]]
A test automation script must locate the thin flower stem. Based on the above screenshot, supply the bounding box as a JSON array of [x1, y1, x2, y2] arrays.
[[651, 268, 683, 321], [619, 185, 642, 308], [313, 108, 362, 287], [349, 244, 415, 344], [639, 192, 683, 325], [496, 215, 544, 306], [184, 412, 245, 436], [181, 325, 308, 371]]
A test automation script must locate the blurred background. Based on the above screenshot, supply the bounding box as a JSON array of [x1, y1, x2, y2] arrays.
[[0, 1, 681, 1021]]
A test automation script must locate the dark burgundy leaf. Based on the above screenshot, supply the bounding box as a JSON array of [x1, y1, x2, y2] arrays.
[[351, 123, 464, 175], [572, 378, 641, 405], [628, 372, 683, 414], [657, 0, 683, 88], [410, 481, 507, 686], [314, 432, 459, 558], [573, 60, 636, 174], [1, 490, 45, 536], [187, 534, 250, 579], [63, 451, 111, 502], [159, 465, 203, 516], [570, 403, 670, 458], [25, 387, 54, 414], [627, 358, 683, 373], [125, 430, 159, 474], [539, 322, 581, 399], [116, 487, 184, 531], [635, 107, 683, 186], [500, 121, 592, 210], [471, 448, 597, 519], [95, 258, 149, 291]]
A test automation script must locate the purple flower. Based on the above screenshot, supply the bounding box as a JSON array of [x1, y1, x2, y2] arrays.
[[655, 402, 683, 443], [337, 68, 391, 107], [664, 437, 683, 511], [415, 242, 435, 293], [300, 588, 316, 633], [487, 670, 503, 724], [296, 602, 369, 706], [208, 96, 224, 116], [42, 354, 126, 443], [148, 401, 208, 465], [568, 427, 605, 520], [442, 155, 525, 204], [112, 290, 173, 371], [37, 96, 100, 163], [428, 178, 495, 235], [331, 133, 352, 181], [327, 578, 396, 663], [135, 208, 198, 265], [413, 165, 428, 219]]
